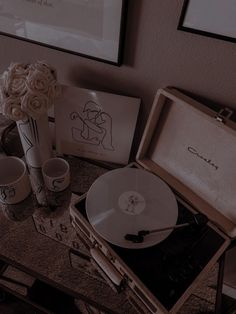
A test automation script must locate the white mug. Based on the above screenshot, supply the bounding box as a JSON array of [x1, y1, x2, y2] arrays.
[[0, 156, 31, 204], [42, 157, 70, 192]]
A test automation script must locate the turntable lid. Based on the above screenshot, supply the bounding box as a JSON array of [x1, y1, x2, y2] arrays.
[[137, 88, 236, 237]]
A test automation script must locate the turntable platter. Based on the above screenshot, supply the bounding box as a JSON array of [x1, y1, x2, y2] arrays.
[[86, 168, 178, 249]]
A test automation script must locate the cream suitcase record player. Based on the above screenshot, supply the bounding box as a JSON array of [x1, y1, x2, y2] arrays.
[[69, 87, 236, 313]]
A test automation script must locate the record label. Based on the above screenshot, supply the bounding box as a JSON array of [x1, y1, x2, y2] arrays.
[[86, 168, 178, 249], [118, 191, 146, 215]]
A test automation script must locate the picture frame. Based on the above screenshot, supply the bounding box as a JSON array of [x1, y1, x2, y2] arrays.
[[178, 0, 236, 43], [55, 85, 140, 165], [0, 0, 126, 65]]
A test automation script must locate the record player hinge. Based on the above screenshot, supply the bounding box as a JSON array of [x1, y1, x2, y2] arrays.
[[215, 107, 233, 124]]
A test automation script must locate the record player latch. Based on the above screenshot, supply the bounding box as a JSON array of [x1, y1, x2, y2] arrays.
[[90, 248, 123, 287], [215, 107, 233, 124]]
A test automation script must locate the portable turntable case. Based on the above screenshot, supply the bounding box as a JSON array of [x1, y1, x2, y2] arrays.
[[70, 87, 236, 313]]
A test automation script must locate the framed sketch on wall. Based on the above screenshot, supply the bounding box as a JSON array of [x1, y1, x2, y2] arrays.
[[178, 0, 236, 43], [0, 0, 126, 65]]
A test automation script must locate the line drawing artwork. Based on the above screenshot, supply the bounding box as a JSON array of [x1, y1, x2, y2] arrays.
[[70, 101, 115, 151], [52, 178, 65, 191], [18, 118, 40, 158], [0, 186, 15, 202]]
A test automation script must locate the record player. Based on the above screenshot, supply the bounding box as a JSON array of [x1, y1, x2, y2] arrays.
[[69, 87, 236, 313]]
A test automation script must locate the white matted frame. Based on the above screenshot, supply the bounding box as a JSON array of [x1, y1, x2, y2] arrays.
[[55, 85, 140, 165], [178, 0, 236, 43], [0, 0, 126, 65]]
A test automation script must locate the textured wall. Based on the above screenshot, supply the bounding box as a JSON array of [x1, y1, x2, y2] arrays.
[[0, 0, 235, 147]]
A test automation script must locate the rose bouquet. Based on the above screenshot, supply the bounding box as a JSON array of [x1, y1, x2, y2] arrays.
[[0, 61, 61, 121]]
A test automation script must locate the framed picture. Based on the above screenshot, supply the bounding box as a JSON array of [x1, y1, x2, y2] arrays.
[[0, 0, 126, 65], [55, 85, 140, 165], [178, 0, 236, 43]]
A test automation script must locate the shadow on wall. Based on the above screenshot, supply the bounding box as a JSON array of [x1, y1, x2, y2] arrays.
[[122, 0, 144, 67]]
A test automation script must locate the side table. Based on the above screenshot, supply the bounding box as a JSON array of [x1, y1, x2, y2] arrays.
[[0, 116, 228, 313]]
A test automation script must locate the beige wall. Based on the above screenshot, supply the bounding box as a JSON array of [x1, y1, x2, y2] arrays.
[[0, 0, 236, 147]]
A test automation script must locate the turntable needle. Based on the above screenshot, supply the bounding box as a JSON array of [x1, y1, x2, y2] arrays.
[[124, 213, 208, 243]]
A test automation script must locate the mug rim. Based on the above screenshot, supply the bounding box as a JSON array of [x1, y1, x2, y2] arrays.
[[42, 157, 70, 179], [0, 156, 28, 186]]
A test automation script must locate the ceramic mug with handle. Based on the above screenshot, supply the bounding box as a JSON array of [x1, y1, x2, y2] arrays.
[[0, 156, 31, 204], [42, 157, 70, 192]]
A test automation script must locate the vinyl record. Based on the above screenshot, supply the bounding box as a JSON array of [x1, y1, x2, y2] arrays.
[[86, 168, 178, 249]]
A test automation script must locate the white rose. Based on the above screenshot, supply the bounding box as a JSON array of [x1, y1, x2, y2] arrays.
[[2, 96, 27, 121], [10, 74, 27, 96], [0, 78, 6, 99], [0, 77, 7, 114], [29, 61, 57, 81], [21, 91, 49, 119], [0, 87, 5, 114], [26, 70, 50, 94], [8, 62, 29, 76], [1, 68, 27, 97], [1, 70, 11, 95]]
